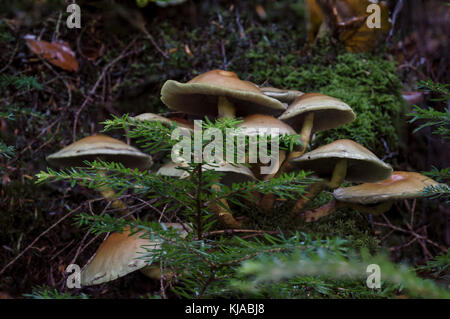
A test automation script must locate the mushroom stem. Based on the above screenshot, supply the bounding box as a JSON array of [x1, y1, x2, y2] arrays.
[[210, 183, 242, 229], [327, 159, 348, 189], [301, 200, 394, 223], [97, 170, 135, 220], [299, 112, 315, 151], [291, 181, 327, 214], [217, 96, 236, 118], [260, 114, 315, 210], [291, 159, 347, 214], [259, 150, 286, 210]]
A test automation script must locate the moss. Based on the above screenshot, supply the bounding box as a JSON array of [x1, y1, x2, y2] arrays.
[[246, 46, 405, 156]]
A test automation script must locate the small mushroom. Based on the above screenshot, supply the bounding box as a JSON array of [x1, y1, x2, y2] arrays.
[[279, 93, 356, 152], [157, 161, 190, 179], [236, 115, 296, 178], [266, 92, 356, 207], [333, 171, 440, 205], [260, 86, 304, 104], [289, 139, 392, 213], [47, 134, 152, 216], [130, 113, 194, 133], [303, 171, 441, 222], [236, 113, 297, 138], [80, 223, 191, 286], [160, 70, 286, 119], [234, 114, 296, 209], [47, 134, 152, 169]]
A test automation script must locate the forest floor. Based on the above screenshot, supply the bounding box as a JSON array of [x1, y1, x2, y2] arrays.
[[0, 0, 449, 299]]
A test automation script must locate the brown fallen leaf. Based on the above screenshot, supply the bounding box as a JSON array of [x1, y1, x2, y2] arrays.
[[24, 35, 79, 72], [307, 0, 391, 52], [340, 0, 391, 53]]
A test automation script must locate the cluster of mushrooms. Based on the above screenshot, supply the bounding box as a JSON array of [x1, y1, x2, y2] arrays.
[[46, 69, 441, 287]]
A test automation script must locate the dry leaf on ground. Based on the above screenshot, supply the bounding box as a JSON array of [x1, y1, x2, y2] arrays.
[[24, 35, 79, 72]]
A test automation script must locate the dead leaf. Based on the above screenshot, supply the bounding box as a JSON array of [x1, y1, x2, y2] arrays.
[[340, 1, 391, 52], [307, 0, 391, 52], [306, 0, 324, 43], [24, 35, 79, 72]]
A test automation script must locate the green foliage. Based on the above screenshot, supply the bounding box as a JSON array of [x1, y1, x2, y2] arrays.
[[423, 167, 450, 183], [0, 75, 44, 162], [113, 0, 403, 158], [0, 74, 43, 91], [246, 49, 404, 156], [409, 105, 450, 138], [233, 248, 450, 299], [408, 80, 450, 200], [37, 116, 316, 240], [24, 286, 89, 299], [416, 249, 450, 281], [0, 141, 15, 159], [18, 0, 447, 299], [35, 112, 450, 299]]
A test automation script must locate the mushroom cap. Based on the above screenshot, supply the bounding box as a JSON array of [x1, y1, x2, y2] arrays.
[[290, 139, 393, 183], [160, 70, 286, 117], [46, 134, 152, 170], [236, 114, 297, 137], [157, 160, 256, 186], [81, 223, 190, 286], [333, 171, 441, 204], [278, 93, 356, 132], [260, 86, 304, 104], [157, 161, 190, 179], [131, 113, 194, 132]]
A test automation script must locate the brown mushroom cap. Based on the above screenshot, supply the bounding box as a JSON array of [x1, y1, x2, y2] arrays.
[[260, 86, 304, 104], [81, 223, 190, 286], [131, 113, 194, 132], [236, 114, 297, 137], [46, 134, 152, 170], [290, 139, 393, 183], [157, 160, 256, 186], [278, 93, 356, 132], [160, 70, 286, 117], [333, 171, 441, 204]]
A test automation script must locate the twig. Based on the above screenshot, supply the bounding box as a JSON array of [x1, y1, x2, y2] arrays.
[[387, 0, 404, 42], [72, 39, 138, 141]]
